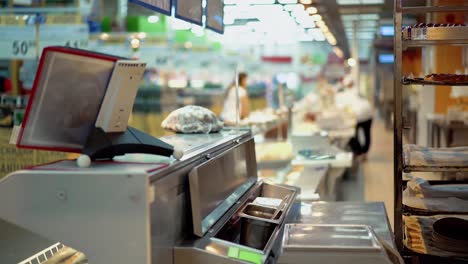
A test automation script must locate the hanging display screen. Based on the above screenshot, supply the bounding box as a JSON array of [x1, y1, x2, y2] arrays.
[[128, 0, 172, 15], [175, 0, 203, 26], [206, 0, 224, 33]]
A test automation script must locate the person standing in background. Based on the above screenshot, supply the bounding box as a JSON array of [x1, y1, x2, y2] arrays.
[[221, 72, 251, 125], [335, 75, 374, 160]]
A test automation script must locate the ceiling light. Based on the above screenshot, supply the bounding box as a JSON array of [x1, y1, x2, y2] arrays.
[[283, 4, 304, 12], [333, 47, 344, 58], [306, 7, 317, 14], [310, 14, 322, 21], [347, 58, 357, 67], [278, 0, 297, 3], [299, 0, 312, 4]]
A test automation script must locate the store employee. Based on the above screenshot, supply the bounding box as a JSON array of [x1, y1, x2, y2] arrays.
[[221, 72, 251, 125]]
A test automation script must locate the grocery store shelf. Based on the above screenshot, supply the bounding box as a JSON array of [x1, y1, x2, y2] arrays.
[[401, 6, 468, 14], [402, 77, 468, 86], [404, 39, 468, 48], [403, 144, 468, 173]]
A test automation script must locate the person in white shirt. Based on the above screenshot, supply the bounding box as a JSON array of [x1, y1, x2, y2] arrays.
[[220, 72, 251, 125], [335, 75, 374, 158]]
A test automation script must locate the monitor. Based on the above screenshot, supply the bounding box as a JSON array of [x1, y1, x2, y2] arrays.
[[17, 47, 121, 152], [379, 26, 394, 37], [378, 54, 394, 64], [206, 0, 224, 34], [128, 0, 172, 15], [174, 0, 203, 26]]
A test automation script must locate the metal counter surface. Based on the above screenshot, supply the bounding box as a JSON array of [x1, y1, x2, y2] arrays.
[[288, 202, 395, 249]]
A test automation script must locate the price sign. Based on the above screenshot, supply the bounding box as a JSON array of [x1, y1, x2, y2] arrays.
[[39, 24, 89, 50], [0, 24, 89, 59], [0, 26, 36, 59]]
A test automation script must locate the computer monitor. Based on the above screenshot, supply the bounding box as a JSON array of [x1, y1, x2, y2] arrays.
[[17, 47, 121, 152], [206, 0, 224, 34], [174, 0, 203, 26], [378, 54, 394, 64], [128, 0, 172, 15]]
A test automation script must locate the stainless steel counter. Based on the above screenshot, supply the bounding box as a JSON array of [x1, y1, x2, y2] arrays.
[[288, 202, 395, 249]]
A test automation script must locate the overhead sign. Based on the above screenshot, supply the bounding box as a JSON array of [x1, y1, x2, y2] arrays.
[[128, 0, 172, 15]]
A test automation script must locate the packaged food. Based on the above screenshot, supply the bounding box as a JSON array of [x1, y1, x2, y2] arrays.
[[161, 105, 224, 134]]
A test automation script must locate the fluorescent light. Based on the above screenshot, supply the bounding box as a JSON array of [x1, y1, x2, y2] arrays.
[[306, 7, 317, 14], [333, 47, 344, 58], [283, 4, 304, 12], [363, 0, 384, 3], [278, 0, 297, 3], [299, 0, 312, 4], [337, 0, 360, 4], [337, 0, 383, 4], [310, 14, 322, 21], [360, 13, 379, 20]]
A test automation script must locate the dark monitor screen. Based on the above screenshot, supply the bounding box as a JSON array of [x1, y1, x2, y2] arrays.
[[18, 47, 119, 152], [206, 0, 224, 34], [174, 0, 203, 26], [128, 0, 172, 15]]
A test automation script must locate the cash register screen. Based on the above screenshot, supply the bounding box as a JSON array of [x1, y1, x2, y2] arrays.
[[18, 48, 117, 152]]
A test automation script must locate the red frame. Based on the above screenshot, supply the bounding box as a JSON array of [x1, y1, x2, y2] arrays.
[[17, 46, 121, 153]]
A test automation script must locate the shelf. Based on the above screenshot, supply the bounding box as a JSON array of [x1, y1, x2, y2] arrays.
[[401, 6, 468, 14], [404, 215, 468, 258], [403, 144, 468, 173], [402, 77, 468, 86], [404, 39, 468, 48]]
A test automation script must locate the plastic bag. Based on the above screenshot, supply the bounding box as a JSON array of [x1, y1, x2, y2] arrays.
[[161, 105, 224, 134]]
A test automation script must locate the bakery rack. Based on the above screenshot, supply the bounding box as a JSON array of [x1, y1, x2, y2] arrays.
[[394, 0, 468, 260]]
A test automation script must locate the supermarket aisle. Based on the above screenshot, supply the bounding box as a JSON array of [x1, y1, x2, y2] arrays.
[[362, 118, 395, 229]]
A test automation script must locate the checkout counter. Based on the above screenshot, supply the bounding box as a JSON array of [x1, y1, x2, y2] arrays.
[[0, 130, 398, 264]]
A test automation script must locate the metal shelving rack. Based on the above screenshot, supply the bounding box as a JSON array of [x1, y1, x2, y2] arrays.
[[394, 0, 468, 257]]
